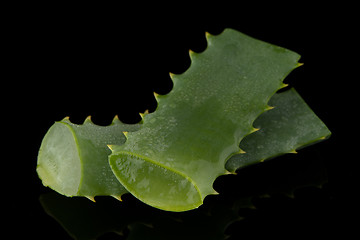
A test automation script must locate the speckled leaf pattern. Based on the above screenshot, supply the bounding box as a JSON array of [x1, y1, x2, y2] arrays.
[[109, 29, 301, 211]]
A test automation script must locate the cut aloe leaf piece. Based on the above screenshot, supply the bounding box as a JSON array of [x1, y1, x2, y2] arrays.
[[37, 116, 140, 200], [109, 29, 301, 211]]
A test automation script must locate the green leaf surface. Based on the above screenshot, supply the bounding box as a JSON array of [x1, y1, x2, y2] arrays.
[[226, 88, 331, 172], [109, 29, 301, 211]]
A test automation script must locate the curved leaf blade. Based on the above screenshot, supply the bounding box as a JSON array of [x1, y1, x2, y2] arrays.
[[226, 88, 331, 172]]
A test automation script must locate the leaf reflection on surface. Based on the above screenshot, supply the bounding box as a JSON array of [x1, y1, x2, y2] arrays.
[[40, 152, 328, 240], [40, 192, 242, 240]]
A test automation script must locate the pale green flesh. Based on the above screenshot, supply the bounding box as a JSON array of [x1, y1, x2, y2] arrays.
[[109, 29, 301, 211], [112, 152, 202, 211], [37, 122, 81, 196], [226, 88, 332, 172]]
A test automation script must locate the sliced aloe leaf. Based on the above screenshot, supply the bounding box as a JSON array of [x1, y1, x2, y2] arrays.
[[109, 29, 301, 211], [37, 116, 140, 201]]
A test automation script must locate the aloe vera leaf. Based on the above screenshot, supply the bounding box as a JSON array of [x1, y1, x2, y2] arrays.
[[36, 88, 328, 203], [36, 116, 140, 200], [109, 29, 301, 211], [225, 88, 331, 172]]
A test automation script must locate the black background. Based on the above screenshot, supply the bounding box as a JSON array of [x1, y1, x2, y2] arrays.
[[3, 3, 357, 239]]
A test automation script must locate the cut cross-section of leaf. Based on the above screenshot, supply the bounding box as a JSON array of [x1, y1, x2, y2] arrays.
[[37, 116, 140, 199], [37, 121, 82, 196], [109, 150, 202, 211]]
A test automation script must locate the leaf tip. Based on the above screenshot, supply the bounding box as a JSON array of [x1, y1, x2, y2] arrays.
[[111, 195, 123, 202], [85, 196, 96, 202], [237, 148, 246, 154], [123, 131, 128, 139], [296, 62, 304, 68], [250, 127, 260, 134], [139, 109, 149, 119], [189, 49, 197, 58], [205, 31, 212, 39], [265, 105, 275, 111], [280, 83, 289, 89], [112, 115, 120, 124], [212, 189, 220, 195], [153, 91, 160, 101], [169, 72, 179, 87], [169, 72, 175, 79], [62, 116, 70, 122], [225, 170, 237, 175], [84, 115, 92, 124]]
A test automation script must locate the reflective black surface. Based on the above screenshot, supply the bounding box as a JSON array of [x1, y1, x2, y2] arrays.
[[5, 5, 356, 239]]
